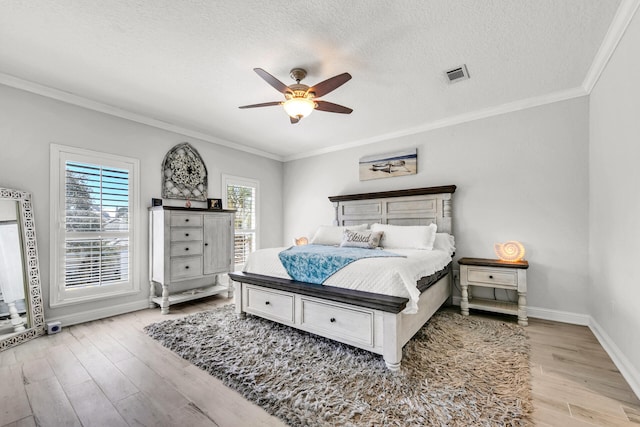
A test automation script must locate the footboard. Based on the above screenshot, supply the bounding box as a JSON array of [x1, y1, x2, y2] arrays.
[[229, 271, 451, 370]]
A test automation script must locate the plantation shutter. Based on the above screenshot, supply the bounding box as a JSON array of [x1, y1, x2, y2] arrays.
[[64, 161, 130, 288], [226, 184, 256, 265]]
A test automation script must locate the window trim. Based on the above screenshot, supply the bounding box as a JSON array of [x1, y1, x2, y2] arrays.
[[49, 144, 141, 307], [222, 174, 260, 269]]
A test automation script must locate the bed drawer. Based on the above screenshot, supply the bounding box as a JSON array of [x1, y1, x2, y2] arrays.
[[170, 256, 202, 281], [467, 267, 517, 288], [300, 298, 373, 347], [244, 286, 294, 323]]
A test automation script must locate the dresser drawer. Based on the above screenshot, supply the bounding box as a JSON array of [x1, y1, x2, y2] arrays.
[[170, 228, 203, 242], [301, 299, 373, 346], [170, 256, 202, 281], [467, 267, 517, 287], [170, 241, 202, 257], [244, 286, 294, 323], [170, 213, 203, 227]]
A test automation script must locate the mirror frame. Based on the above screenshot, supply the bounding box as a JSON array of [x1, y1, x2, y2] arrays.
[[0, 187, 45, 351]]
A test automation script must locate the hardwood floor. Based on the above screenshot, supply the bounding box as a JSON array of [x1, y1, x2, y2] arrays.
[[1, 296, 638, 426]]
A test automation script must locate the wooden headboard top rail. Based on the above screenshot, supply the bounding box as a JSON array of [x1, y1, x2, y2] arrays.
[[330, 185, 456, 234], [328, 185, 456, 203]]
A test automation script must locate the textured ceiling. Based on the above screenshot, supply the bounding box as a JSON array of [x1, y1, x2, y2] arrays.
[[0, 0, 625, 160]]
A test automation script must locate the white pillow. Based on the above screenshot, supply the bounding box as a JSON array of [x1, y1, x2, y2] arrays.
[[433, 233, 456, 255], [340, 229, 383, 249], [370, 223, 438, 250], [310, 224, 368, 246]]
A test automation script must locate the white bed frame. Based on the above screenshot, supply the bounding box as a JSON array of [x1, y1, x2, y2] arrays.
[[229, 185, 456, 370]]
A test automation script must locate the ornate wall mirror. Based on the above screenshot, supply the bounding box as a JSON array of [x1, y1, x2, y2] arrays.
[[0, 187, 45, 351]]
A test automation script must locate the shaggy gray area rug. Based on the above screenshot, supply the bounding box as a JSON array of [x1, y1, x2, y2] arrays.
[[144, 305, 532, 426]]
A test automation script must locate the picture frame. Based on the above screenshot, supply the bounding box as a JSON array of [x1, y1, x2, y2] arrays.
[[151, 198, 163, 207], [208, 198, 222, 210], [359, 148, 417, 181]]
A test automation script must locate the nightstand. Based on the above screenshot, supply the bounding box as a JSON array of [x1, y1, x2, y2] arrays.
[[458, 257, 529, 326]]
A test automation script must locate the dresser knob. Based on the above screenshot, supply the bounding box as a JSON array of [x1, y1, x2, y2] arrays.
[[489, 275, 494, 279], [185, 218, 189, 222], [330, 317, 336, 323], [265, 301, 270, 305], [204, 243, 209, 246], [185, 233, 189, 237], [185, 247, 189, 251], [185, 265, 189, 269]]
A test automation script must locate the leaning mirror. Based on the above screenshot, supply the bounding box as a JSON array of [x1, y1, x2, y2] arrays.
[[0, 187, 44, 350]]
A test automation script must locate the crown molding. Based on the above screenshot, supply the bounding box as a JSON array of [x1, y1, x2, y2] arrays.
[[0, 73, 284, 162], [583, 0, 640, 93], [283, 86, 588, 162]]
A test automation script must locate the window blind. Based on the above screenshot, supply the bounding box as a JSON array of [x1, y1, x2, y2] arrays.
[[64, 161, 130, 288], [226, 184, 256, 265]]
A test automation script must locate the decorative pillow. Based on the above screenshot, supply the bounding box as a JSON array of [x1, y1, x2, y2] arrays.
[[433, 233, 456, 255], [370, 223, 438, 250], [340, 229, 383, 249], [310, 224, 368, 246]]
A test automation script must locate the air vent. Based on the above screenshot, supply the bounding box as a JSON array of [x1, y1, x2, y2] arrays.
[[445, 64, 470, 83]]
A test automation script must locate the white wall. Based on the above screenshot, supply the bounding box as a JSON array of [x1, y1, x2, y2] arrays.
[[284, 97, 590, 314], [589, 10, 640, 391], [0, 84, 283, 324]]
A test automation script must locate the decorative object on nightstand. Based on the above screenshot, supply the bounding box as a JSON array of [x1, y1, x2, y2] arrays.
[[494, 240, 526, 262], [458, 257, 529, 326], [294, 236, 308, 246]]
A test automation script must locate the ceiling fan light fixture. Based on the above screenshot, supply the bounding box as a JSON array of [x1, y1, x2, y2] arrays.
[[239, 67, 352, 124], [283, 97, 315, 119]]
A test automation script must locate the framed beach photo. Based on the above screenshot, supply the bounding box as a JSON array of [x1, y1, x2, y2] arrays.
[[208, 198, 222, 209], [359, 148, 417, 181]]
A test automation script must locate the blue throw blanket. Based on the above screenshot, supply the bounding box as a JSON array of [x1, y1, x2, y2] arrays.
[[278, 244, 405, 285]]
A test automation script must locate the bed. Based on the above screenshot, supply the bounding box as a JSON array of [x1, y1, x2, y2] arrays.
[[228, 185, 456, 370]]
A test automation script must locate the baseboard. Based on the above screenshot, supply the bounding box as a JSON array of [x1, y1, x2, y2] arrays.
[[589, 316, 640, 400], [526, 305, 590, 325], [451, 297, 590, 325], [44, 300, 150, 327]]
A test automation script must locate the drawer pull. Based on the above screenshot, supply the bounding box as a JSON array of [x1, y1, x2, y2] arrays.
[[265, 301, 270, 305], [185, 265, 189, 269], [204, 243, 209, 246], [185, 233, 189, 237], [185, 218, 189, 222], [185, 247, 189, 251], [330, 317, 336, 323], [489, 275, 494, 279]]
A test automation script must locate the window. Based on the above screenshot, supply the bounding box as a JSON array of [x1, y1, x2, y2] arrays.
[[222, 174, 259, 269], [50, 144, 140, 306]]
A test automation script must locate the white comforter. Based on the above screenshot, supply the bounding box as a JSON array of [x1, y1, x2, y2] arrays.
[[243, 247, 452, 314]]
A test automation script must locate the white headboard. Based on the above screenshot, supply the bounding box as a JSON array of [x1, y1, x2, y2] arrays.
[[329, 185, 456, 234]]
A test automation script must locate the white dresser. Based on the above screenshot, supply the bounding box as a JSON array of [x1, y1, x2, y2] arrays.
[[149, 206, 235, 314]]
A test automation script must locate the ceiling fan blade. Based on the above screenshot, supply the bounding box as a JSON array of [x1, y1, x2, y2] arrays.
[[308, 73, 352, 98], [254, 68, 292, 94], [314, 100, 353, 114], [238, 101, 282, 109], [290, 116, 300, 124]]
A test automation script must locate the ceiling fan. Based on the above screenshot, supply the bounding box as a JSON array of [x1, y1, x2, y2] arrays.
[[239, 68, 353, 124]]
